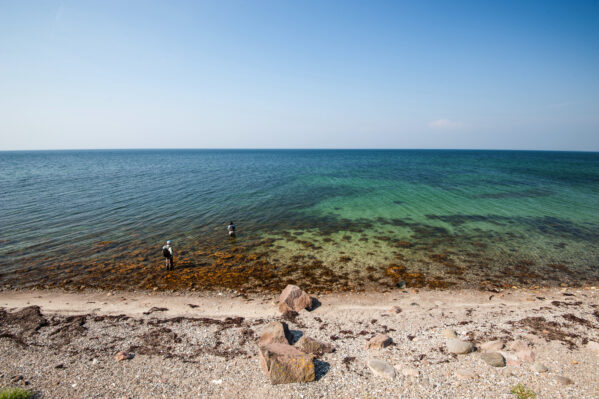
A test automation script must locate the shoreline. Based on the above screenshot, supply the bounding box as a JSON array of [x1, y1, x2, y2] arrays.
[[1, 286, 598, 398]]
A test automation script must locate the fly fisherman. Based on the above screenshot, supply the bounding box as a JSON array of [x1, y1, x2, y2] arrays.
[[162, 240, 174, 271]]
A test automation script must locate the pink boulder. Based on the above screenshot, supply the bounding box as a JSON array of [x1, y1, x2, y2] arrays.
[[278, 285, 313, 314]]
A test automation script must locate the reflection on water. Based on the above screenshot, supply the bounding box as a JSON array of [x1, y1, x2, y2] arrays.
[[1, 149, 598, 292]]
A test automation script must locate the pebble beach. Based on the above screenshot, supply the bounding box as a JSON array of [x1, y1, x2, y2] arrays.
[[1, 286, 598, 398]]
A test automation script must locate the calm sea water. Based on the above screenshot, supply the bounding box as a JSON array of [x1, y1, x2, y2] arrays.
[[1, 149, 598, 291]]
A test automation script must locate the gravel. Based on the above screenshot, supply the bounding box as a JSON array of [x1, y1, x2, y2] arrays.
[[0, 286, 598, 398]]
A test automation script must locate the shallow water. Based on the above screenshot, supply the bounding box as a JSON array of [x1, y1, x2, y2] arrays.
[[1, 149, 598, 292]]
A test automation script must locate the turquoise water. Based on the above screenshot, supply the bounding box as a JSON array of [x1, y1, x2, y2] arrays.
[[1, 149, 598, 290]]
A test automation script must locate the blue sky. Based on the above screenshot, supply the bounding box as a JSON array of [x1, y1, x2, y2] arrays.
[[1, 0, 598, 150]]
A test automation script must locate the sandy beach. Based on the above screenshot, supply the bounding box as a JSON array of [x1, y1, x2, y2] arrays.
[[1, 286, 598, 398]]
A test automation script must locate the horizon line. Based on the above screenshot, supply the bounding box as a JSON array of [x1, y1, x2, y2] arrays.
[[1, 147, 599, 153]]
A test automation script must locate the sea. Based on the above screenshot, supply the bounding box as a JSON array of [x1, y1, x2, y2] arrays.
[[1, 149, 598, 292]]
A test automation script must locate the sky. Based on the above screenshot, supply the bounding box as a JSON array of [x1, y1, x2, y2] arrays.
[[1, 0, 598, 151]]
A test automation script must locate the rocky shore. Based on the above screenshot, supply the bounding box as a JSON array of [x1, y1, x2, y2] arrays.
[[0, 286, 598, 398]]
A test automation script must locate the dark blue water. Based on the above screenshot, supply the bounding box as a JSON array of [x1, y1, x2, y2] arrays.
[[1, 149, 598, 291]]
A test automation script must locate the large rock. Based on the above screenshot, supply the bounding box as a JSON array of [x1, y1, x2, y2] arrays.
[[366, 334, 393, 350], [294, 336, 334, 355], [447, 339, 474, 354], [480, 352, 505, 367], [258, 343, 315, 384], [278, 285, 313, 313], [367, 359, 395, 379], [258, 322, 291, 347]]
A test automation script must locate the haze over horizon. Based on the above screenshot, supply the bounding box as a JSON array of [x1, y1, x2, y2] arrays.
[[1, 0, 598, 151]]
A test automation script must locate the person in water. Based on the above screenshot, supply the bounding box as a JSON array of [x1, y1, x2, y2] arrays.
[[227, 221, 236, 237], [162, 240, 174, 270]]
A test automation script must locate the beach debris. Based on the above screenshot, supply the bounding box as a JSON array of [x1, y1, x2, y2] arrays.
[[142, 307, 168, 315], [115, 351, 133, 361], [480, 352, 506, 367], [389, 306, 402, 314], [367, 358, 395, 379], [366, 333, 393, 350], [532, 362, 549, 373], [257, 321, 292, 347], [447, 339, 474, 354], [0, 305, 48, 337], [455, 369, 478, 380], [442, 329, 457, 339], [278, 284, 314, 313], [554, 375, 574, 385], [258, 343, 315, 384], [479, 340, 505, 352], [294, 336, 334, 355]]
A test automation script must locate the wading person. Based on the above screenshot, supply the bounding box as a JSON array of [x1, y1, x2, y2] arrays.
[[162, 240, 174, 270], [227, 221, 236, 237]]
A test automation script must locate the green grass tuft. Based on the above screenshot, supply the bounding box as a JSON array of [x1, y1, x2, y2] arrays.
[[0, 387, 33, 399], [510, 383, 537, 399]]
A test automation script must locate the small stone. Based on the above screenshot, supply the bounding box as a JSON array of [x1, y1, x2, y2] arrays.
[[479, 340, 504, 352], [480, 352, 505, 367], [554, 375, 574, 385], [499, 351, 521, 367], [447, 339, 474, 354], [389, 306, 402, 314], [115, 351, 133, 361], [92, 358, 98, 365], [366, 334, 393, 350], [532, 362, 548, 373], [455, 369, 477, 380], [508, 340, 530, 352], [442, 329, 457, 339], [587, 341, 599, 354], [516, 349, 535, 362], [367, 359, 395, 379], [401, 367, 418, 377]]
